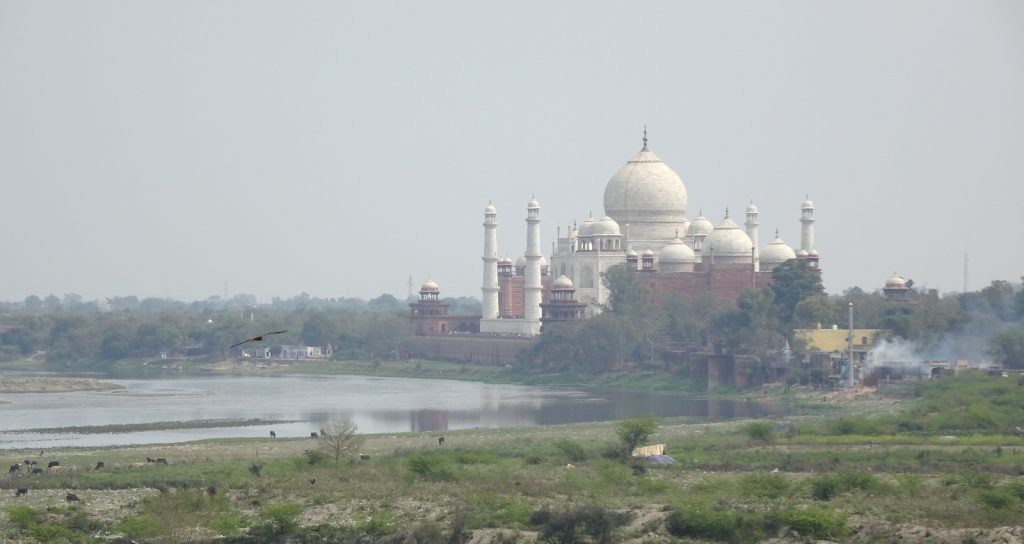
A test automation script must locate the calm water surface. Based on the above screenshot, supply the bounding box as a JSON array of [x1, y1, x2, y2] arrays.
[[0, 375, 793, 449]]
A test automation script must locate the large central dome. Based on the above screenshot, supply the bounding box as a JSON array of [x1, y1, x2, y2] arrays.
[[603, 143, 688, 245]]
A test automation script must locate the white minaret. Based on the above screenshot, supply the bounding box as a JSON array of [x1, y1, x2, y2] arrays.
[[481, 202, 499, 319], [524, 197, 543, 324], [745, 202, 759, 271], [800, 196, 815, 254]]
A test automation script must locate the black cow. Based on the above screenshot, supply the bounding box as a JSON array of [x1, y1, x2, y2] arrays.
[[310, 432, 319, 439], [359, 453, 371, 460], [9, 463, 21, 474], [66, 492, 80, 503], [155, 458, 168, 465], [94, 462, 105, 470], [31, 468, 43, 475], [15, 488, 28, 497], [47, 461, 60, 468], [23, 460, 36, 466], [438, 436, 445, 445], [146, 457, 155, 463], [270, 430, 276, 438]]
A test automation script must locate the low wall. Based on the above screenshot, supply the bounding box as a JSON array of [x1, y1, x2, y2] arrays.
[[408, 335, 536, 365]]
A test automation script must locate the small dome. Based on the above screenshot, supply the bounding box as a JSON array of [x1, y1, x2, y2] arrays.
[[515, 255, 527, 268], [590, 216, 621, 236], [746, 203, 758, 214], [760, 233, 796, 263], [885, 274, 907, 289], [705, 215, 754, 256], [499, 256, 513, 265], [802, 198, 814, 210], [626, 248, 638, 257], [553, 275, 574, 289], [484, 203, 496, 214], [797, 249, 809, 257], [528, 197, 540, 209], [809, 249, 819, 256], [539, 255, 549, 268], [642, 248, 655, 258], [688, 215, 714, 237], [658, 238, 696, 263], [420, 279, 439, 292], [578, 216, 598, 237]]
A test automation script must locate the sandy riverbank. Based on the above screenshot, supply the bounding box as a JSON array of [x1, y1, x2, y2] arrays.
[[0, 376, 123, 394]]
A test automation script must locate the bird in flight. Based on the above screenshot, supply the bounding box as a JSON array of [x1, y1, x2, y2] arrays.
[[230, 331, 287, 349]]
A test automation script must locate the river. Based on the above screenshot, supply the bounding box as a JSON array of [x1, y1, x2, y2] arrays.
[[0, 375, 794, 449]]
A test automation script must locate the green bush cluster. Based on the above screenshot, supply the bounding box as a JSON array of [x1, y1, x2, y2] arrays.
[[530, 505, 632, 544], [406, 453, 458, 481], [555, 439, 590, 462], [666, 505, 847, 542]]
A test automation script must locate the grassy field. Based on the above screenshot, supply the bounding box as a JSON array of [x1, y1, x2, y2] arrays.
[[1, 372, 1023, 543]]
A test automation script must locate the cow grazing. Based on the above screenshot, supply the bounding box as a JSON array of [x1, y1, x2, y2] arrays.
[[9, 463, 21, 474], [94, 462, 105, 470], [438, 436, 445, 445], [155, 458, 168, 465], [310, 432, 319, 439], [359, 453, 371, 460], [47, 461, 60, 468], [270, 430, 276, 438], [146, 457, 155, 463], [248, 463, 263, 477], [23, 460, 36, 466], [31, 468, 43, 475], [15, 488, 28, 497], [66, 492, 80, 503]]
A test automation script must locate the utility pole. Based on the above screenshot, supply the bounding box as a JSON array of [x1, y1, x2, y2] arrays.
[[847, 302, 855, 388]]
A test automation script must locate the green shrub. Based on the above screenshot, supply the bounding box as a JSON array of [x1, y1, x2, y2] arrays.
[[742, 421, 775, 443], [772, 507, 848, 539], [615, 417, 659, 453], [407, 453, 457, 481], [837, 470, 883, 493], [978, 490, 1017, 511], [250, 502, 303, 538], [532, 505, 632, 544], [666, 508, 732, 540], [4, 505, 40, 529], [1002, 478, 1024, 500], [740, 473, 791, 499], [555, 439, 590, 462], [303, 448, 328, 465], [808, 475, 841, 501]]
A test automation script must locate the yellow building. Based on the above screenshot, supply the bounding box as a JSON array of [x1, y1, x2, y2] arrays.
[[793, 326, 884, 385]]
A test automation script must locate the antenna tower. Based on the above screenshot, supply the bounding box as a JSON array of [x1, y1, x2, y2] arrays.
[[408, 275, 413, 301]]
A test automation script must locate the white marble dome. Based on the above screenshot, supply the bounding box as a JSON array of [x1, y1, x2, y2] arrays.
[[603, 144, 687, 237], [590, 216, 621, 236], [578, 216, 598, 237], [553, 274, 574, 289], [658, 238, 696, 263], [484, 203, 496, 215], [688, 214, 714, 237], [760, 233, 796, 264], [705, 215, 754, 257], [802, 198, 814, 210], [420, 279, 439, 292]]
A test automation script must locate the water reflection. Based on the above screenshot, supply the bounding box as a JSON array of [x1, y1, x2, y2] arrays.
[[0, 375, 795, 449]]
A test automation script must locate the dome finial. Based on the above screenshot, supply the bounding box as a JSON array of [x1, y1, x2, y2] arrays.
[[724, 207, 730, 218], [642, 125, 648, 150]]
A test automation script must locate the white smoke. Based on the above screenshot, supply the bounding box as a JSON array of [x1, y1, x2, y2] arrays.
[[865, 337, 928, 377]]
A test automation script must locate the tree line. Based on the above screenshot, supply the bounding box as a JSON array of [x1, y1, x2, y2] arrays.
[[0, 292, 480, 367], [3, 265, 1024, 372], [522, 261, 1024, 373]]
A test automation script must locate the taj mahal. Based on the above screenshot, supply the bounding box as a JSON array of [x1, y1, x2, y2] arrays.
[[410, 131, 819, 338]]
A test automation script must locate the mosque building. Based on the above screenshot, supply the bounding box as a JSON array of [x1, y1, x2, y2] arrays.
[[414, 132, 819, 338]]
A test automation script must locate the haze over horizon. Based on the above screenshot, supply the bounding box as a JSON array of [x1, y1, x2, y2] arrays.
[[3, 1, 1022, 304]]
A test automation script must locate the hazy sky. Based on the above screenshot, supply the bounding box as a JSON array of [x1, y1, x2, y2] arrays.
[[2, 1, 1022, 303]]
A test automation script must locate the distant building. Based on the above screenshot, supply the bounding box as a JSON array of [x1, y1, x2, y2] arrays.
[[278, 344, 333, 360], [794, 326, 884, 385]]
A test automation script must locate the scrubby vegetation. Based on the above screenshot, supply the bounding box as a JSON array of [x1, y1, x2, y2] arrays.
[[1, 373, 1023, 542]]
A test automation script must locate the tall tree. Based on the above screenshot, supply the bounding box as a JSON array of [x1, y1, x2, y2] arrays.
[[769, 259, 824, 325]]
